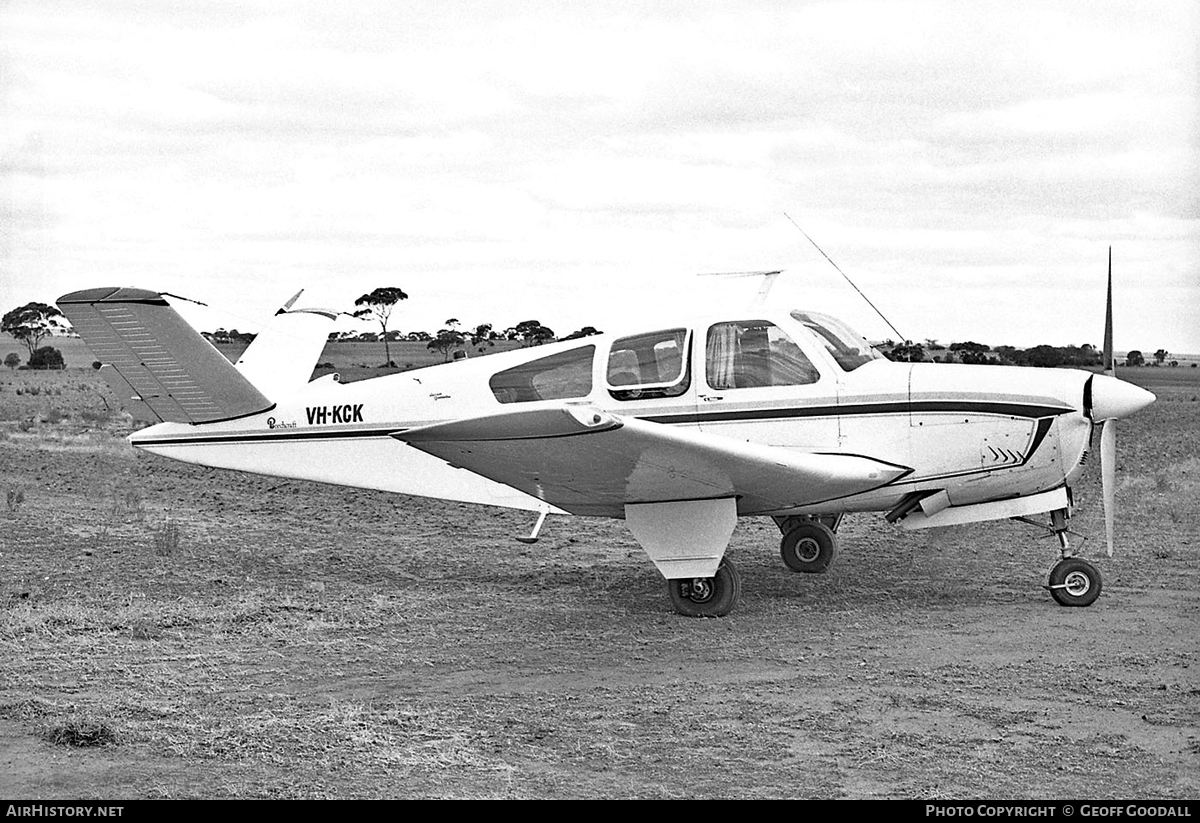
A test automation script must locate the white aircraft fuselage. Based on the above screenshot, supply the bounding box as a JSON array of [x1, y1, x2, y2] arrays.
[[59, 287, 1154, 616], [127, 307, 1133, 522]]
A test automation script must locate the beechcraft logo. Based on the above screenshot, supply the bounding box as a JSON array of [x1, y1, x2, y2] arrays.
[[306, 404, 364, 425]]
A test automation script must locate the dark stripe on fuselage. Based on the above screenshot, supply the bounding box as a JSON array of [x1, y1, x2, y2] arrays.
[[1024, 417, 1055, 466], [131, 400, 1074, 448], [134, 427, 404, 447], [643, 400, 1074, 426]]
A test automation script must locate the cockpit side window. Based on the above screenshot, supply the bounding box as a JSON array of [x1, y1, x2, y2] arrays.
[[606, 328, 690, 400], [489, 345, 595, 404], [706, 320, 820, 390], [790, 311, 882, 372]]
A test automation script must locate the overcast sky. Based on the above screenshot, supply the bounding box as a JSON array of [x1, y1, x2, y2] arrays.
[[2, 1, 1197, 353]]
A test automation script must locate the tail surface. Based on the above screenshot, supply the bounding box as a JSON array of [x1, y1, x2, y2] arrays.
[[232, 291, 338, 402], [58, 287, 273, 424]]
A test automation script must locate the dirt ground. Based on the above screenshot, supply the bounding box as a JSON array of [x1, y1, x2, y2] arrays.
[[0, 366, 1196, 799]]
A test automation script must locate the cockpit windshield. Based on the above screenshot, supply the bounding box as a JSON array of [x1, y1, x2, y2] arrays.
[[790, 311, 883, 372]]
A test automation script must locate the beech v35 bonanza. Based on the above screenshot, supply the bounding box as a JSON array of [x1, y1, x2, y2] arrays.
[[58, 275, 1154, 617]]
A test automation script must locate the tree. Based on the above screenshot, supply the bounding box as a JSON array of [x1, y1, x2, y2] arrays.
[[4, 352, 20, 369], [1022, 345, 1065, 368], [949, 341, 992, 365], [1125, 350, 1144, 367], [506, 319, 555, 347], [561, 325, 602, 341], [28, 345, 65, 370], [1154, 348, 1168, 365], [2, 302, 66, 359], [993, 345, 1019, 365], [1059, 344, 1100, 367], [469, 323, 499, 354], [353, 287, 408, 367], [427, 327, 465, 362], [884, 341, 925, 362]]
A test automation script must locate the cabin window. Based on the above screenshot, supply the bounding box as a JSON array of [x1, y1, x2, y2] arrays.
[[706, 320, 819, 390], [790, 311, 882, 372], [606, 328, 690, 400], [489, 345, 595, 404]]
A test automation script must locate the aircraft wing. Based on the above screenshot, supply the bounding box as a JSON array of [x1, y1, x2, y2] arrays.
[[394, 405, 910, 517]]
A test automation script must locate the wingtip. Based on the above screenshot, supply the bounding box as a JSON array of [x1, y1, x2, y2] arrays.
[[58, 287, 166, 306]]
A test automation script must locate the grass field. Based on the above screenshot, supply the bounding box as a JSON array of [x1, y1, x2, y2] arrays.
[[0, 355, 1197, 798]]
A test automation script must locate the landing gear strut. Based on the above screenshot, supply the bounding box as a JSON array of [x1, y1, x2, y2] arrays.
[[1037, 507, 1103, 607], [775, 515, 841, 574], [668, 559, 742, 617]]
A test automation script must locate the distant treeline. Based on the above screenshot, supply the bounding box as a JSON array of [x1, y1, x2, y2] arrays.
[[879, 341, 1184, 368], [195, 329, 1181, 370], [879, 341, 1104, 367], [201, 320, 602, 347]]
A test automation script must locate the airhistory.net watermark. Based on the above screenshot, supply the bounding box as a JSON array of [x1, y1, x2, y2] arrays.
[[5, 807, 123, 818]]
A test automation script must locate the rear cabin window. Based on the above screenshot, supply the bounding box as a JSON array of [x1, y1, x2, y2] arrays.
[[706, 320, 820, 390], [606, 328, 690, 400], [489, 345, 595, 404]]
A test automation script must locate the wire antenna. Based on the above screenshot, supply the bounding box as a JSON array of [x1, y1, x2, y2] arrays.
[[160, 292, 209, 307], [783, 213, 907, 342]]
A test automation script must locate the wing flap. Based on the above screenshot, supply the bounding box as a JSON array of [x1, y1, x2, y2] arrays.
[[395, 405, 910, 517], [58, 287, 272, 424]]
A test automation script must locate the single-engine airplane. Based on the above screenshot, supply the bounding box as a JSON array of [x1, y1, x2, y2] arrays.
[[58, 266, 1154, 617]]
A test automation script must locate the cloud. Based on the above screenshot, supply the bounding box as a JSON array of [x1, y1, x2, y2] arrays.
[[1, 0, 1196, 353]]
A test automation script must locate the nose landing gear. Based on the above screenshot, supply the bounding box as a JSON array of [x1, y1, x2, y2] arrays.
[[1048, 556, 1103, 607], [1041, 507, 1103, 607], [1016, 506, 1104, 607]]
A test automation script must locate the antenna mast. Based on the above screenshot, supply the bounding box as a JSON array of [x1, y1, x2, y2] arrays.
[[783, 213, 907, 342]]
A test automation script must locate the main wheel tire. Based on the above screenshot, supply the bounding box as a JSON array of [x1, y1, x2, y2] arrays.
[[780, 522, 837, 574], [668, 559, 742, 617], [1048, 557, 1102, 607]]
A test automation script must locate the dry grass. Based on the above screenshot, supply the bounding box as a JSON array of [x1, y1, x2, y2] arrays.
[[1, 367, 1197, 798]]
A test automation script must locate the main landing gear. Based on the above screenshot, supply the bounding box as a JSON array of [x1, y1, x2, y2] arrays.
[[668, 559, 742, 618], [1034, 507, 1103, 607], [667, 514, 842, 617], [775, 515, 842, 574]]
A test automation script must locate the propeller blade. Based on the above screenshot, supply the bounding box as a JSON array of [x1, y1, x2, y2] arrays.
[[1103, 246, 1115, 376], [1100, 419, 1116, 557]]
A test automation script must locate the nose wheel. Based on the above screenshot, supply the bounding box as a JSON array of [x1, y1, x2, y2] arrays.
[[1019, 506, 1104, 607], [1048, 557, 1102, 607]]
